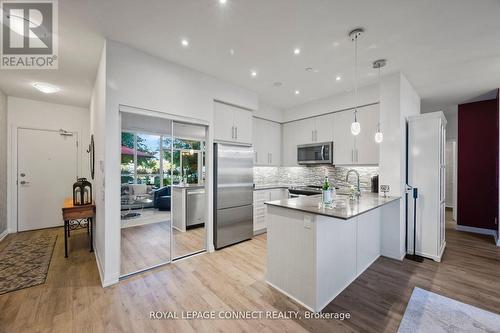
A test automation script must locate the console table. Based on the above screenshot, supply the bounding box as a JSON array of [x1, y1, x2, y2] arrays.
[[62, 198, 95, 258]]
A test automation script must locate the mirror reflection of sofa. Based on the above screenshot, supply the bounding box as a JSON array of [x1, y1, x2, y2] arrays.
[[153, 186, 171, 211], [121, 184, 171, 212], [121, 184, 155, 210]]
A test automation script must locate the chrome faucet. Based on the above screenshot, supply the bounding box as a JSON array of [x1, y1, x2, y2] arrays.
[[346, 169, 361, 198]]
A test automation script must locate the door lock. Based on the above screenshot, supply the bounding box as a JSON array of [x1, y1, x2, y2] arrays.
[[20, 180, 30, 185]]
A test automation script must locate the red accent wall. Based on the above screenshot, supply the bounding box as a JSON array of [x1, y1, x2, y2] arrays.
[[458, 96, 499, 230]]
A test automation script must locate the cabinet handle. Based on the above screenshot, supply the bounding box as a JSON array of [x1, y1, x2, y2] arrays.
[[315, 130, 318, 142], [231, 126, 234, 139], [255, 152, 258, 163], [351, 149, 354, 163], [312, 131, 314, 142], [356, 149, 358, 163], [270, 153, 272, 164], [235, 126, 238, 140]]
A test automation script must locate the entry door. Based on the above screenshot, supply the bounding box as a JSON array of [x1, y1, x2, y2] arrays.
[[17, 128, 78, 231]]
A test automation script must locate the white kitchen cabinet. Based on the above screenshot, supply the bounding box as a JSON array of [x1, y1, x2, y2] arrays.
[[355, 105, 380, 165], [253, 118, 281, 166], [214, 101, 253, 144], [254, 188, 288, 233], [333, 106, 379, 165], [282, 121, 299, 166], [333, 110, 356, 165], [314, 114, 334, 143], [296, 118, 316, 144]]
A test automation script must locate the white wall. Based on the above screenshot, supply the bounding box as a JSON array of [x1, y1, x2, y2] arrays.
[[89, 42, 107, 285], [379, 72, 420, 260], [0, 90, 7, 237], [282, 84, 379, 122], [423, 105, 457, 140], [100, 40, 258, 285], [6, 97, 90, 234], [255, 102, 283, 123]]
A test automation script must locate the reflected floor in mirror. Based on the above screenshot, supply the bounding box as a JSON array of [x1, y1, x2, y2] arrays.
[[120, 210, 205, 275]]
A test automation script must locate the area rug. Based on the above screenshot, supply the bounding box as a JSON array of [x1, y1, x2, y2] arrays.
[[398, 287, 500, 333], [0, 235, 57, 295]]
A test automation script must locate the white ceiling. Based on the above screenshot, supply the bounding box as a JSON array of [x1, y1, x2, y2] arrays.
[[1, 0, 499, 110]]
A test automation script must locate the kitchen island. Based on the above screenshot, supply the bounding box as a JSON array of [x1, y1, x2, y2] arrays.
[[265, 193, 400, 312]]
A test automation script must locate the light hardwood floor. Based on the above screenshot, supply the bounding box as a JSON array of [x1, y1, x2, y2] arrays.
[[1, 213, 500, 333]]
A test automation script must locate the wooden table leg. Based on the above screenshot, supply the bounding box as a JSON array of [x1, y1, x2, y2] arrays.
[[89, 217, 94, 252], [64, 220, 68, 258]]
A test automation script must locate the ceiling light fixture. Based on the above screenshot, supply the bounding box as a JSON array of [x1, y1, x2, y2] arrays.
[[32, 82, 60, 94], [181, 38, 189, 47], [219, 0, 227, 4], [273, 82, 283, 87], [251, 70, 257, 77], [294, 90, 300, 95], [349, 28, 364, 136], [336, 75, 342, 81], [373, 59, 387, 143], [293, 48, 301, 55], [229, 48, 235, 55]]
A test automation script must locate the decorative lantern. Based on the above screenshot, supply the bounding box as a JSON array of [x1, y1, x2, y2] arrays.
[[73, 178, 92, 206]]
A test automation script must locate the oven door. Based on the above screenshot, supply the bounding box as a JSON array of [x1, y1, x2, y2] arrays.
[[297, 142, 333, 164]]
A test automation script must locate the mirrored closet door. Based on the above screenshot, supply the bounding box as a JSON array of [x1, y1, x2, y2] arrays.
[[171, 121, 207, 259], [120, 112, 173, 276]]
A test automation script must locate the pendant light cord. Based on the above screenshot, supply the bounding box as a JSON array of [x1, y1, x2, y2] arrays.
[[354, 35, 358, 119]]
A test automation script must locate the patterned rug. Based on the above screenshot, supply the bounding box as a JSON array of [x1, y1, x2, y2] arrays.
[[0, 235, 57, 295], [398, 287, 500, 333]]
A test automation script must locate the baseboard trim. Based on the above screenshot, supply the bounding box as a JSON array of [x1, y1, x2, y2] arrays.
[[456, 225, 497, 236], [253, 228, 267, 236], [494, 231, 500, 247], [266, 280, 315, 312], [93, 248, 118, 287], [0, 230, 8, 242]]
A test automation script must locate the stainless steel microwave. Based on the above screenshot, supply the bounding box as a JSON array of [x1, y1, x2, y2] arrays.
[[297, 142, 333, 165]]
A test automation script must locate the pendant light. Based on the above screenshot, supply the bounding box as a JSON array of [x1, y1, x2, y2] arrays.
[[373, 59, 386, 143], [349, 28, 364, 136]]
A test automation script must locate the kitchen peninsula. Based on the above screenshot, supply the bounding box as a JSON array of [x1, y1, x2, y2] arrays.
[[265, 193, 400, 312]]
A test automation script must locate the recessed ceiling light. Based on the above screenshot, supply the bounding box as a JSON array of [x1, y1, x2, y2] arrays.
[[273, 82, 283, 87], [293, 48, 301, 55], [333, 41, 340, 47], [229, 48, 235, 55], [336, 75, 342, 81], [219, 0, 227, 4], [294, 90, 300, 95], [32, 82, 60, 94], [251, 70, 257, 77], [181, 38, 189, 47]]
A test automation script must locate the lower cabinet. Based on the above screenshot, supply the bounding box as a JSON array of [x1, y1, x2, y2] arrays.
[[253, 188, 288, 233]]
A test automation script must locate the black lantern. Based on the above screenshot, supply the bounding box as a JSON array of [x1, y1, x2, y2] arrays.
[[73, 178, 92, 206]]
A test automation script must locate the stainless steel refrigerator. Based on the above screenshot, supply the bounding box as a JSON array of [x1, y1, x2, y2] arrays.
[[213, 143, 253, 249]]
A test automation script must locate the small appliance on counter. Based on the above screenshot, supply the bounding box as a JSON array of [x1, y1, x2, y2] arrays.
[[371, 175, 379, 193]]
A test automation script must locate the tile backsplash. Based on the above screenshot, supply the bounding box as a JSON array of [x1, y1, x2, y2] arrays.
[[254, 165, 379, 192]]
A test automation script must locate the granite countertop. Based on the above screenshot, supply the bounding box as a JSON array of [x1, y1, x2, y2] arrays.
[[265, 193, 400, 220], [253, 183, 293, 190]]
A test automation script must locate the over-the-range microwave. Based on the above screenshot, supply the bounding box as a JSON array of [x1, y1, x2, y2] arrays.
[[297, 141, 333, 165]]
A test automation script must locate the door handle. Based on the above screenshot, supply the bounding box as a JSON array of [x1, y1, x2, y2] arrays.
[[321, 146, 325, 160], [20, 180, 30, 185]]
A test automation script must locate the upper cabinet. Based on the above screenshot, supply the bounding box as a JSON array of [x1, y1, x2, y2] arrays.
[[333, 105, 379, 165], [282, 121, 300, 166], [253, 118, 281, 166], [294, 115, 334, 144], [355, 105, 379, 165], [214, 101, 253, 144]]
